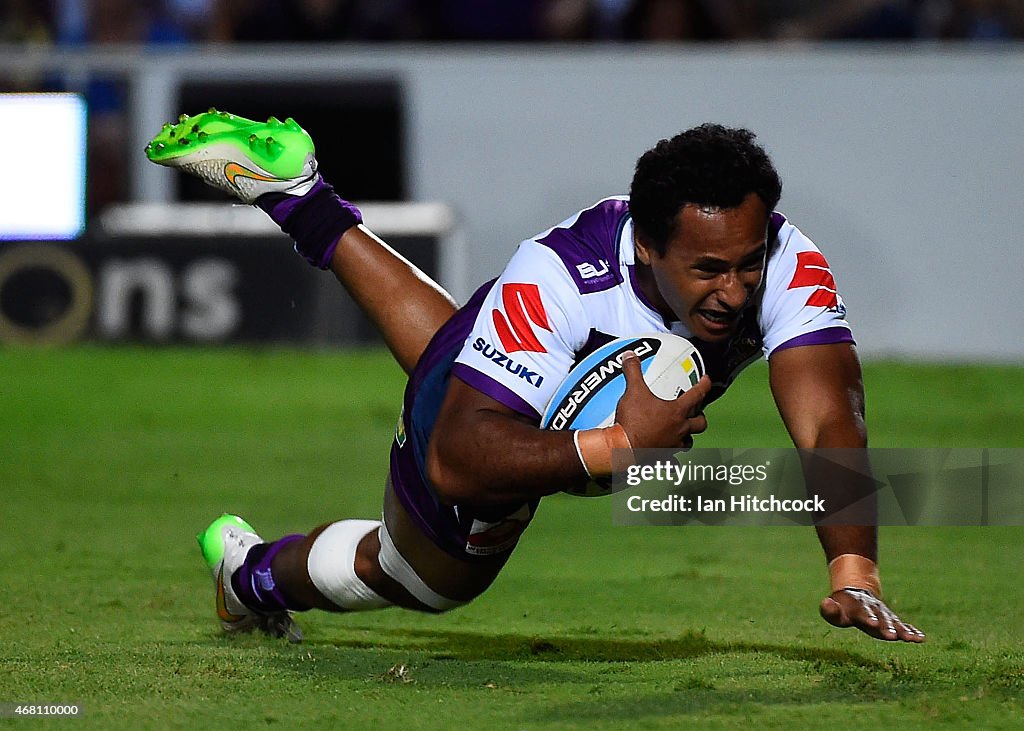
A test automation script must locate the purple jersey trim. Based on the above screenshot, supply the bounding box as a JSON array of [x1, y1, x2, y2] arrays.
[[770, 211, 787, 241], [535, 199, 628, 294], [627, 264, 668, 323], [451, 363, 542, 421], [772, 326, 854, 354]]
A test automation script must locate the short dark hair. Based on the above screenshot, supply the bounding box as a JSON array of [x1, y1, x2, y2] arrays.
[[629, 124, 783, 254]]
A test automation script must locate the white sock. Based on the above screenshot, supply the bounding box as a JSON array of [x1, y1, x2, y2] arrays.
[[306, 520, 392, 610]]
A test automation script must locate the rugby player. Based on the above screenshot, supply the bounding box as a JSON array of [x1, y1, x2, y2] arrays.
[[146, 111, 924, 644]]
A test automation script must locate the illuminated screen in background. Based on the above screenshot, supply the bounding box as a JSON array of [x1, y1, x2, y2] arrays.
[[0, 93, 87, 240]]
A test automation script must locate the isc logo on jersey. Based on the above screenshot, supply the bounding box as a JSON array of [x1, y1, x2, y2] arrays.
[[576, 259, 610, 279]]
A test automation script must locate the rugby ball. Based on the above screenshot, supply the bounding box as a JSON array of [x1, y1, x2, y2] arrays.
[[540, 333, 704, 497]]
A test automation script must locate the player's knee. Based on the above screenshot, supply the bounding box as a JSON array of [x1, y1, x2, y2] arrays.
[[307, 520, 392, 610], [352, 539, 380, 586], [377, 521, 473, 613]]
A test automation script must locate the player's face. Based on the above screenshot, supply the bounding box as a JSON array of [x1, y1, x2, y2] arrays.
[[635, 193, 768, 342]]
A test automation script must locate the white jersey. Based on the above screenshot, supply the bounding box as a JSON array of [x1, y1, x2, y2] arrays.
[[451, 197, 852, 419]]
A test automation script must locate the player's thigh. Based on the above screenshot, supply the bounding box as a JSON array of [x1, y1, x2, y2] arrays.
[[380, 479, 514, 602]]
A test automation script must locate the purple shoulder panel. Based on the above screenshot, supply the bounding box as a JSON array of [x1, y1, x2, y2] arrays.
[[535, 198, 629, 294]]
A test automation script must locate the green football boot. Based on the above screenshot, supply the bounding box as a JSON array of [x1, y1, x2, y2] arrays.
[[197, 514, 303, 643], [145, 109, 318, 203]]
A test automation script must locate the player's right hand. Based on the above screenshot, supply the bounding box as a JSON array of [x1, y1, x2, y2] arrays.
[[615, 351, 711, 449]]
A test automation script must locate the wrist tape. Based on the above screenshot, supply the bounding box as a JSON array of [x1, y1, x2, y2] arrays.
[[828, 553, 882, 597], [573, 424, 633, 478]]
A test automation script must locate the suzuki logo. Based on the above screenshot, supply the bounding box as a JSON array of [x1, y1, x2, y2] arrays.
[[473, 337, 545, 387]]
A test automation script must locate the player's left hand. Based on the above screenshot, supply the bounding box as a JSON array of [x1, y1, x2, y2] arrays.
[[819, 588, 925, 643]]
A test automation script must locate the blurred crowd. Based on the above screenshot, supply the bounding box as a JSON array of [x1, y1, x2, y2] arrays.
[[3, 0, 1024, 44], [2, 0, 1020, 221]]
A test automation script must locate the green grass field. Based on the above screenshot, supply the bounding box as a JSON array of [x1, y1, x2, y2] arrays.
[[2, 347, 1023, 729]]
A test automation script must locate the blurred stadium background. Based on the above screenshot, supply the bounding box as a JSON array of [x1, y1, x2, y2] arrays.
[[1, 0, 1022, 356], [2, 2, 1023, 728]]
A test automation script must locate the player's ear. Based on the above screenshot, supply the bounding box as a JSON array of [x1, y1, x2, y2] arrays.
[[634, 233, 653, 266]]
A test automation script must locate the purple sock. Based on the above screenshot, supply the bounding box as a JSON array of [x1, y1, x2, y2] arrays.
[[255, 176, 362, 270], [231, 534, 311, 612]]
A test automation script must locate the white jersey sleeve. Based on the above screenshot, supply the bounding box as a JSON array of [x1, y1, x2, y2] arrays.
[[452, 240, 590, 419], [759, 220, 854, 357]]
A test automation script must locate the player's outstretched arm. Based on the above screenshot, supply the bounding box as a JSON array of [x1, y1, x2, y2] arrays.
[[427, 352, 711, 504], [768, 342, 925, 643]]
